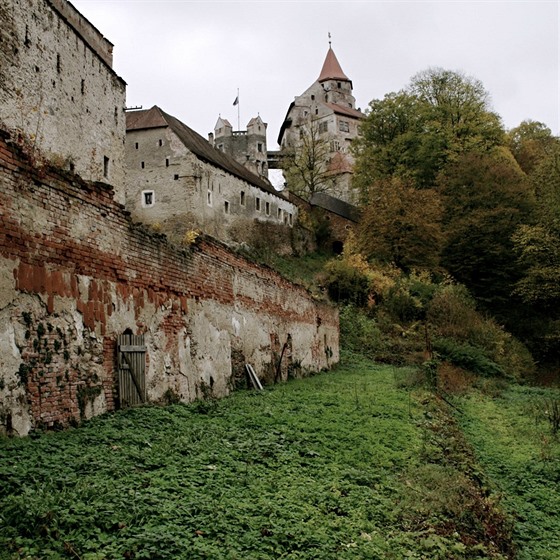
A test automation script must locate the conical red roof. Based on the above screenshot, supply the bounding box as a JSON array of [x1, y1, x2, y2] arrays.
[[318, 47, 349, 82]]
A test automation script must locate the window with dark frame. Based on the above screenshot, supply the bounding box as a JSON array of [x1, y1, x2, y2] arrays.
[[142, 191, 154, 207]]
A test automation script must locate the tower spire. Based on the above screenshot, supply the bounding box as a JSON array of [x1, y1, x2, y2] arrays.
[[318, 44, 349, 83], [328, 31, 331, 48]]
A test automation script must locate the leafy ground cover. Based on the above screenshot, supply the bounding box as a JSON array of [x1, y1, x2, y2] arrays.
[[1, 356, 513, 559], [458, 384, 560, 560]]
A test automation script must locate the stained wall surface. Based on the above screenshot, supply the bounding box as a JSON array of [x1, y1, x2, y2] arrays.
[[0, 0, 126, 202], [0, 130, 339, 436], [126, 126, 296, 247]]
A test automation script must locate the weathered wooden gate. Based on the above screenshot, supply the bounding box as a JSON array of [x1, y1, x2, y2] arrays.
[[117, 334, 146, 408]]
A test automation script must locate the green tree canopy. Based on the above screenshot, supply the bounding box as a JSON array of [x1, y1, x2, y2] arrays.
[[513, 142, 560, 309], [438, 147, 533, 312], [353, 68, 504, 191], [356, 177, 443, 271], [506, 120, 558, 175]]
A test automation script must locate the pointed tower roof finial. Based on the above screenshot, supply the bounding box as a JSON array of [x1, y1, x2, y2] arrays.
[[328, 31, 331, 48], [318, 42, 350, 83]]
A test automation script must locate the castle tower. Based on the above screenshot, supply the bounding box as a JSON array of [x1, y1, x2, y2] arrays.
[[211, 116, 269, 181], [277, 45, 363, 203], [317, 47, 356, 109]]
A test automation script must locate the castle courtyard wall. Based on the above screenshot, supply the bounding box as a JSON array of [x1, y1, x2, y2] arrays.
[[0, 130, 339, 436]]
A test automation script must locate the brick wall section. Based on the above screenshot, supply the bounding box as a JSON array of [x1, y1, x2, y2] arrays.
[[0, 130, 339, 435]]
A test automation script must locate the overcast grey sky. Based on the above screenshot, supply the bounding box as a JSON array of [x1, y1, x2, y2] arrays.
[[71, 0, 559, 147]]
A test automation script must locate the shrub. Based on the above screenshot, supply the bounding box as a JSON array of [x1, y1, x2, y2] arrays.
[[339, 305, 383, 359], [324, 258, 371, 306], [433, 338, 506, 378], [427, 285, 535, 379], [383, 271, 440, 323]]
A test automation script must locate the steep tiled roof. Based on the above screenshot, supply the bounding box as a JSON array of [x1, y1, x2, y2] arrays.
[[126, 107, 284, 199], [324, 103, 364, 120], [126, 107, 167, 130], [318, 47, 350, 83]]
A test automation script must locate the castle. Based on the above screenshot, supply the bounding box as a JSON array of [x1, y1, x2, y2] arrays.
[[124, 106, 295, 247], [0, 0, 339, 436], [277, 45, 364, 204], [0, 0, 127, 202]]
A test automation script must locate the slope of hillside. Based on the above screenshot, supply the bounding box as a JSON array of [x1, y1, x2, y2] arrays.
[[1, 356, 538, 559]]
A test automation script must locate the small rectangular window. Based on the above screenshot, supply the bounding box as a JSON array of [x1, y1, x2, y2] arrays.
[[265, 202, 270, 215], [142, 190, 155, 207], [256, 197, 261, 211], [103, 156, 109, 178], [277, 208, 282, 220], [165, 157, 170, 167], [135, 142, 139, 149], [257, 143, 263, 153], [159, 139, 163, 147], [319, 121, 328, 133], [339, 120, 349, 133], [240, 191, 245, 206], [207, 191, 212, 206], [224, 201, 230, 214], [141, 161, 145, 169], [289, 213, 293, 226]]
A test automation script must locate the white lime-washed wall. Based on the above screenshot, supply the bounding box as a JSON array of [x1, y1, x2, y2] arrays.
[[125, 126, 296, 246]]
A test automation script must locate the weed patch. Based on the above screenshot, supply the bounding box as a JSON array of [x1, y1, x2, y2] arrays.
[[459, 385, 560, 559], [0, 361, 518, 559]]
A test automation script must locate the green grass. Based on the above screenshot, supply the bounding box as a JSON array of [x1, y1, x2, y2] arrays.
[[458, 384, 560, 560], [264, 251, 331, 292], [1, 357, 513, 560]]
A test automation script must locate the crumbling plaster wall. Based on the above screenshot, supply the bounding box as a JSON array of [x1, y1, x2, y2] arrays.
[[0, 130, 339, 436], [0, 0, 126, 202]]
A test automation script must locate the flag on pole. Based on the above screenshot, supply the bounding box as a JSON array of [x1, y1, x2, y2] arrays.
[[233, 96, 239, 106]]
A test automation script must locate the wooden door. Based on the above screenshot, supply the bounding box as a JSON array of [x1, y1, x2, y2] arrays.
[[117, 334, 146, 408]]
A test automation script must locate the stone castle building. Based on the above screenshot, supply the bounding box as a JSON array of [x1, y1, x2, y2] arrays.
[[0, 0, 127, 202], [125, 106, 296, 247], [209, 115, 269, 181], [0, 0, 338, 435], [278, 46, 364, 204]]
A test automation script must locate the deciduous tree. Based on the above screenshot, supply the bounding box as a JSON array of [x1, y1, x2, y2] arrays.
[[353, 68, 504, 192], [281, 120, 337, 201], [356, 177, 443, 271], [438, 147, 533, 312], [506, 120, 558, 175]]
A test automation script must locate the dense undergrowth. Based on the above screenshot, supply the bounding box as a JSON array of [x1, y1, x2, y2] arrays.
[[2, 251, 559, 558], [459, 385, 560, 559], [0, 356, 526, 560]]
